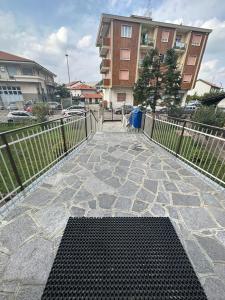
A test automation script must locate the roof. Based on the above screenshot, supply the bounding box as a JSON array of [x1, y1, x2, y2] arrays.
[[217, 98, 225, 108], [0, 51, 56, 76], [0, 51, 31, 62], [96, 13, 212, 46], [66, 81, 83, 87], [83, 93, 103, 99], [198, 79, 221, 89], [71, 84, 96, 90]]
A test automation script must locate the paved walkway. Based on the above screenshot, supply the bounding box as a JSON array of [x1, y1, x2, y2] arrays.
[[0, 132, 225, 299]]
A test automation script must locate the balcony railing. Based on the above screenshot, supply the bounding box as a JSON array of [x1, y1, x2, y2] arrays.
[[0, 111, 98, 205], [100, 59, 110, 73], [174, 41, 186, 50], [143, 114, 225, 187], [103, 79, 110, 87], [100, 37, 110, 57], [140, 38, 154, 47]]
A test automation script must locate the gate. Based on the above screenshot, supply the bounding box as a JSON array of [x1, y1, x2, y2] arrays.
[[102, 108, 122, 122]]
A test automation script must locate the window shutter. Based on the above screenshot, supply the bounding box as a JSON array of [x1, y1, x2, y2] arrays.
[[192, 35, 202, 46], [187, 56, 197, 65], [117, 93, 126, 102], [120, 49, 130, 60], [119, 70, 129, 80], [161, 31, 170, 42], [183, 74, 192, 83]]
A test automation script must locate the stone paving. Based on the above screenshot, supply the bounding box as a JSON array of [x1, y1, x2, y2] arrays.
[[0, 131, 225, 299]]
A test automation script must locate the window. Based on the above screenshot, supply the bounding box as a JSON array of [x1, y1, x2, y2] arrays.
[[117, 93, 126, 102], [119, 70, 129, 80], [120, 49, 130, 60], [121, 25, 132, 38], [183, 74, 192, 83], [161, 31, 170, 42], [187, 56, 197, 65], [0, 66, 5, 72], [192, 34, 202, 46], [22, 67, 33, 75]]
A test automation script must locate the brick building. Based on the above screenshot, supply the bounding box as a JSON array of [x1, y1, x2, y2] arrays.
[[96, 14, 212, 107]]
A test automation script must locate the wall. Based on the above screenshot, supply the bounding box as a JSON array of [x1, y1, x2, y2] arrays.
[[112, 19, 140, 87], [110, 87, 133, 107], [187, 80, 211, 96]]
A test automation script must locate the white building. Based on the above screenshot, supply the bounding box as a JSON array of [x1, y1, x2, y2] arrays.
[[68, 83, 97, 97], [0, 51, 56, 108], [188, 79, 222, 97]]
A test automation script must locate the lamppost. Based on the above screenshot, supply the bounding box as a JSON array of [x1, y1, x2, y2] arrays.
[[65, 54, 71, 85]]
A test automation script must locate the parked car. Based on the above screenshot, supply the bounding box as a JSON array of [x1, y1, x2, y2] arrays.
[[183, 105, 198, 113], [62, 105, 86, 115], [7, 103, 18, 110], [48, 102, 62, 110], [64, 110, 85, 118], [115, 105, 133, 115], [7, 111, 37, 123], [0, 104, 4, 110]]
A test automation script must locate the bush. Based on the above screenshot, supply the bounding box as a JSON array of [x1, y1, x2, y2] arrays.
[[191, 106, 225, 127], [32, 103, 49, 122], [167, 106, 184, 118]]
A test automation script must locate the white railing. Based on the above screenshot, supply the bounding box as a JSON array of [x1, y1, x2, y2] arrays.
[[143, 114, 225, 186], [0, 111, 98, 205]]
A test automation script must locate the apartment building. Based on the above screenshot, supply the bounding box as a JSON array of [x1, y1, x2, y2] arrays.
[[96, 14, 212, 107], [0, 51, 56, 108]]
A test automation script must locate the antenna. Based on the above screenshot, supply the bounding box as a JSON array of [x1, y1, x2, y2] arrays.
[[145, 0, 152, 19]]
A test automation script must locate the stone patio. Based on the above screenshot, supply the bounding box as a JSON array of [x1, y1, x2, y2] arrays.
[[0, 130, 225, 299]]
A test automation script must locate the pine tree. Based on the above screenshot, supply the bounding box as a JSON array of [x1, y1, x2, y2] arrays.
[[133, 48, 163, 113], [163, 49, 182, 107]]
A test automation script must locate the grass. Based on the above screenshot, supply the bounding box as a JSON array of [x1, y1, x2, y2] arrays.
[[151, 121, 225, 186], [0, 120, 86, 201]]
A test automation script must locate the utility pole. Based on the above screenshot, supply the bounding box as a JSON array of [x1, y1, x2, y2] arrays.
[[65, 54, 71, 85]]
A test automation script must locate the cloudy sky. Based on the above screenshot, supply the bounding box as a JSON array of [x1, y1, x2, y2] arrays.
[[0, 0, 224, 86]]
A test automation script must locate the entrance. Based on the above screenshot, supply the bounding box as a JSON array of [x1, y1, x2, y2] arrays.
[[102, 107, 122, 122]]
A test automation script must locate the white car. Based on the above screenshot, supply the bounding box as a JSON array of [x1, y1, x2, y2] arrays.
[[7, 111, 37, 123], [64, 110, 85, 118], [62, 105, 85, 115]]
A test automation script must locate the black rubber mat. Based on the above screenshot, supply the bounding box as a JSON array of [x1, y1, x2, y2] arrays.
[[42, 217, 207, 299]]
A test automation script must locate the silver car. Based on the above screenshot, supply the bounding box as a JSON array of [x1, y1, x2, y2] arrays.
[[7, 111, 37, 123]]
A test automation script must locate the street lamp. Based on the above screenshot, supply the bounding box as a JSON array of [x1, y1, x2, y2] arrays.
[[65, 54, 71, 85]]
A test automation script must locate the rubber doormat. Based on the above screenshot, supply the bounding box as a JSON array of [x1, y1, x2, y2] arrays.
[[42, 217, 207, 299]]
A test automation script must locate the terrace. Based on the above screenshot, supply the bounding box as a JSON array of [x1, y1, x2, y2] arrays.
[[0, 114, 225, 299]]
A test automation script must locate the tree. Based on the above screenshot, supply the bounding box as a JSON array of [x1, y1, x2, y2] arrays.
[[133, 48, 163, 113], [54, 84, 70, 98], [163, 48, 182, 107], [192, 106, 225, 127], [32, 103, 49, 122]]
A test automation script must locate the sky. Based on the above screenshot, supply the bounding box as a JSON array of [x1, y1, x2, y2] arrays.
[[0, 0, 225, 87]]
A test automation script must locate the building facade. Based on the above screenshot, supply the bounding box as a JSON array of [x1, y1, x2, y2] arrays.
[[0, 51, 56, 108], [96, 14, 212, 108], [68, 83, 97, 97], [188, 79, 222, 97]]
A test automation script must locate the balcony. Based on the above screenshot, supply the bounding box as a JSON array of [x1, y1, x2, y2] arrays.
[[140, 37, 155, 50], [100, 58, 110, 73], [174, 41, 186, 52], [99, 37, 110, 57], [0, 112, 225, 299], [103, 78, 110, 86]]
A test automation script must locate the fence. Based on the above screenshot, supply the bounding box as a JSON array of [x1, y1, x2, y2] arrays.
[[143, 114, 225, 187], [0, 111, 98, 205]]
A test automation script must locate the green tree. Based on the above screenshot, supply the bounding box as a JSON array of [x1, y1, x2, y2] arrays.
[[192, 106, 225, 127], [133, 48, 163, 113], [32, 103, 49, 122], [163, 48, 182, 107], [55, 84, 70, 98]]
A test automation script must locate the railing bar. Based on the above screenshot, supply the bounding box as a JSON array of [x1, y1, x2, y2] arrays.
[[0, 186, 21, 203], [21, 132, 36, 176], [9, 135, 26, 181], [36, 127, 47, 170], [215, 147, 225, 178], [0, 151, 17, 190], [197, 129, 213, 169], [46, 122, 56, 162], [211, 142, 225, 175], [0, 167, 11, 194], [16, 133, 31, 179], [202, 130, 217, 170], [195, 127, 209, 166], [28, 129, 40, 174]]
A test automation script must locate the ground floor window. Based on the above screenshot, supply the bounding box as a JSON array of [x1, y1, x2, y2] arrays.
[[117, 93, 126, 102], [0, 85, 22, 95]]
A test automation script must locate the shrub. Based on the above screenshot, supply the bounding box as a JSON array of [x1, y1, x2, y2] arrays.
[[168, 105, 184, 118], [191, 106, 225, 128], [32, 103, 49, 122]]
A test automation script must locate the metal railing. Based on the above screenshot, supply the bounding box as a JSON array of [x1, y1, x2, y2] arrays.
[[0, 111, 98, 205], [143, 114, 225, 187]]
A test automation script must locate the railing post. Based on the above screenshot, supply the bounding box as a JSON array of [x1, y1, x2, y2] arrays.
[[142, 112, 146, 132], [60, 118, 67, 155], [150, 115, 155, 138], [84, 112, 88, 138], [176, 120, 186, 157], [90, 111, 93, 133], [1, 134, 24, 191]]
